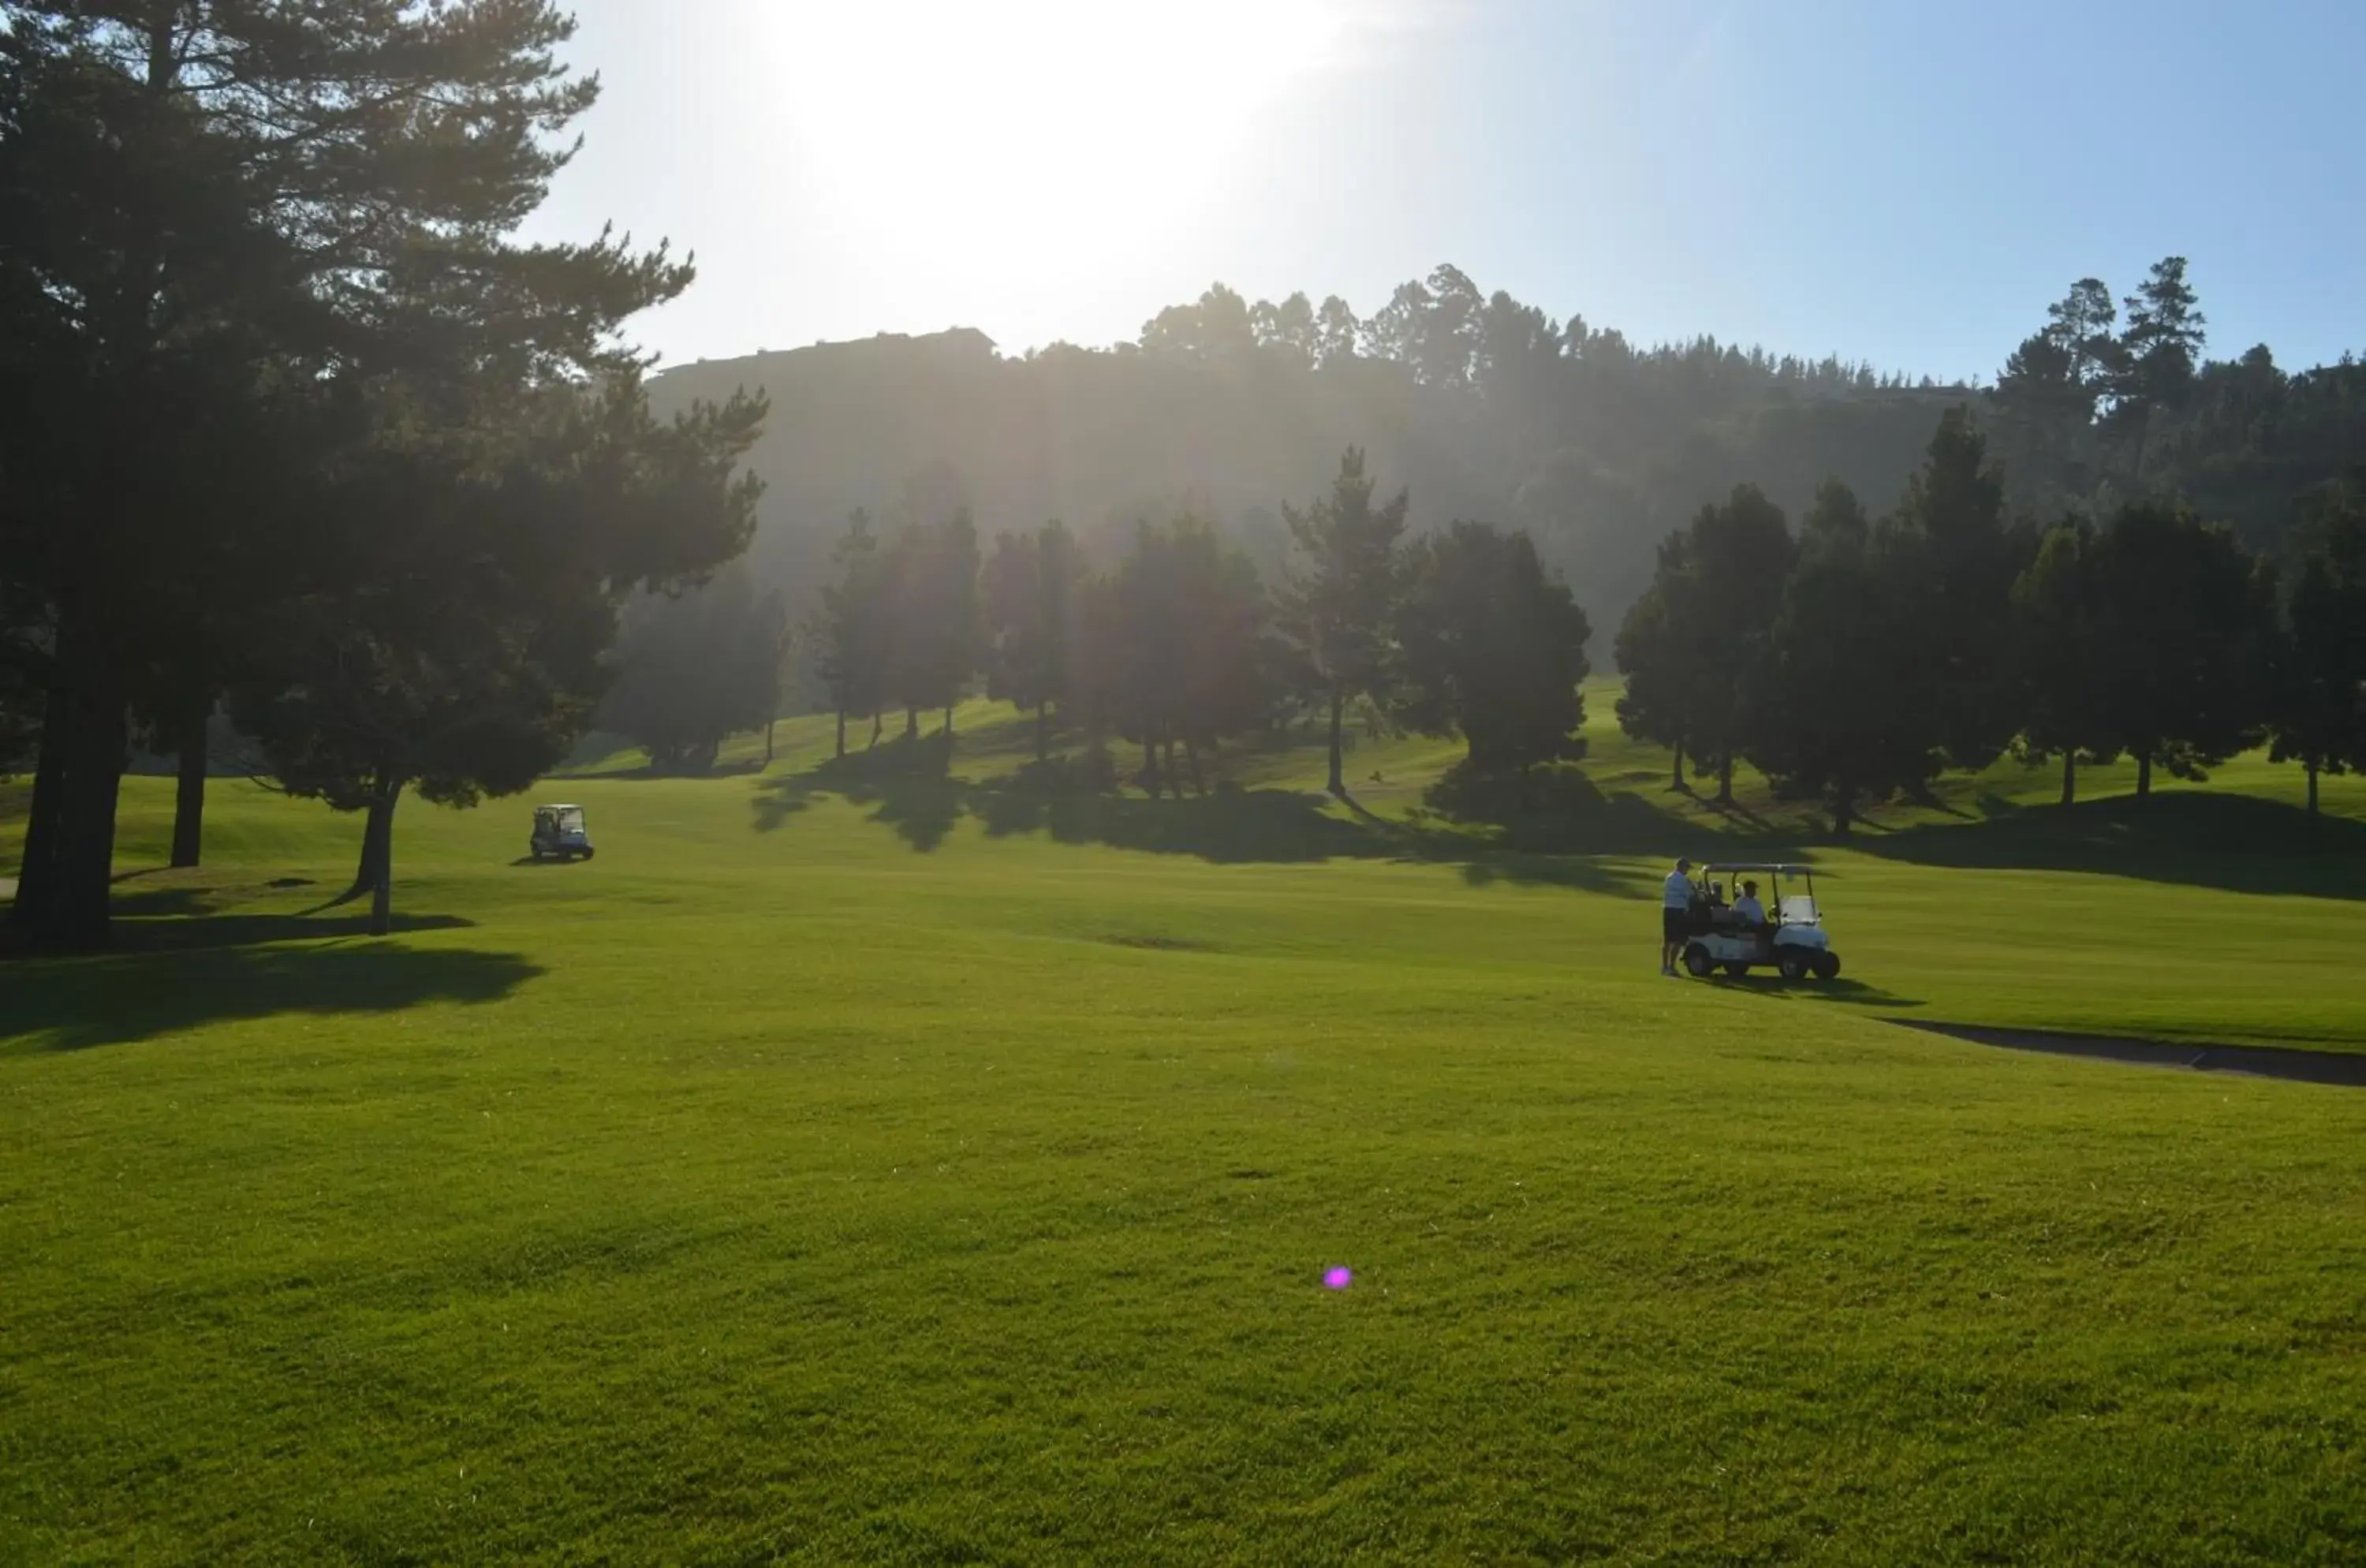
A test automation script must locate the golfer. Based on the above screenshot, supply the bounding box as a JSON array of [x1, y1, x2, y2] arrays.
[[1660, 857, 1693, 976], [1731, 879, 1767, 928]]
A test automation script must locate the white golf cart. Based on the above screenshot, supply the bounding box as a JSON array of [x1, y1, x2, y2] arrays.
[[528, 803, 595, 862], [1677, 861, 1838, 981]]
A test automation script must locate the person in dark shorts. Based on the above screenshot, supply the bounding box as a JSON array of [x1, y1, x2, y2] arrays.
[[1660, 857, 1694, 976]]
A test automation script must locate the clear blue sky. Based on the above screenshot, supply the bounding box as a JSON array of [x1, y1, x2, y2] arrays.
[[523, 0, 2365, 380]]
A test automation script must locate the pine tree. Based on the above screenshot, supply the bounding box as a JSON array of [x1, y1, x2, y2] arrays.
[[2010, 521, 2117, 806], [1884, 409, 2030, 776], [1398, 523, 1592, 778], [603, 567, 787, 772], [811, 510, 887, 758], [1613, 485, 1793, 800], [2084, 502, 2276, 798], [230, 375, 765, 934], [1280, 449, 1409, 795], [983, 521, 1080, 763], [882, 510, 983, 741], [1749, 482, 1937, 834], [2, 1, 696, 945], [2110, 256, 2207, 481]]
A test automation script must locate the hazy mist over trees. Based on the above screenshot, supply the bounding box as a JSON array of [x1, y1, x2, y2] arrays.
[[650, 258, 2362, 656]]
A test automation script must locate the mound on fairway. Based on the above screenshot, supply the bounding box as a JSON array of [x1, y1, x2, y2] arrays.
[[2, 707, 2362, 1563]]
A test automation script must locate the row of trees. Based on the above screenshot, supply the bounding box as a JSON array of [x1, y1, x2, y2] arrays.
[[601, 569, 789, 771], [1615, 414, 2365, 831], [0, 2, 765, 944], [662, 249, 2361, 680], [801, 451, 1594, 797]]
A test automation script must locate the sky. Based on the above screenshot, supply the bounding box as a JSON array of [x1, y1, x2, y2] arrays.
[[521, 0, 2366, 381]]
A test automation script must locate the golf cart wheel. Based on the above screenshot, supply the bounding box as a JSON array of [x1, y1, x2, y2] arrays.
[[1777, 951, 1810, 983], [527, 843, 543, 861], [1722, 961, 1749, 978], [1813, 953, 1841, 980], [578, 846, 595, 862], [1682, 944, 1715, 979]]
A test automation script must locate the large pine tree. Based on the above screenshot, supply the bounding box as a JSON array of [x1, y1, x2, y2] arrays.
[[2, 0, 727, 945]]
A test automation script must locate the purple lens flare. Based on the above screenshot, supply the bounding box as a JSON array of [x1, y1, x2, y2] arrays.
[[1323, 1267, 1353, 1290]]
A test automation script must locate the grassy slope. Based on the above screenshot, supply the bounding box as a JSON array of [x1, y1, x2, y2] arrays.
[[559, 681, 2366, 1049], [2, 689, 2363, 1563]]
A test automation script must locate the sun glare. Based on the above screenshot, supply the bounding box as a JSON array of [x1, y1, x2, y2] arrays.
[[773, 1, 1374, 309]]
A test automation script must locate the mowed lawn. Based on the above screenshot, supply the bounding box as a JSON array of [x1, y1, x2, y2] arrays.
[[2, 710, 2364, 1563]]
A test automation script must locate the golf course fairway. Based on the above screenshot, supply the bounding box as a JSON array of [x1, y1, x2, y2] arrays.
[[4, 702, 2362, 1563]]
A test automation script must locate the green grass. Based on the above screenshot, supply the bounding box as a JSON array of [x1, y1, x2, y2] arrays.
[[2, 694, 2363, 1562]]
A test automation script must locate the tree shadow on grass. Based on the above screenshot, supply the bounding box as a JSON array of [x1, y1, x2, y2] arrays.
[[750, 746, 1666, 895], [1422, 760, 2366, 901], [0, 939, 543, 1053], [751, 733, 959, 843], [560, 759, 767, 782], [1856, 790, 2366, 900], [744, 742, 2363, 903], [114, 910, 478, 954], [1410, 762, 1812, 883]]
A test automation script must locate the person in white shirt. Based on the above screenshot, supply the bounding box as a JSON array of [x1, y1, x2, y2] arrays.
[[1660, 857, 1695, 976], [1730, 879, 1767, 928]]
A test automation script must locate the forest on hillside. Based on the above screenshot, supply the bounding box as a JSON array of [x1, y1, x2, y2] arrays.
[[647, 259, 2364, 654]]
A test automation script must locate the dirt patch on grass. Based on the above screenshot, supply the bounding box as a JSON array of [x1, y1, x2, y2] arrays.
[[1896, 1021, 2366, 1088]]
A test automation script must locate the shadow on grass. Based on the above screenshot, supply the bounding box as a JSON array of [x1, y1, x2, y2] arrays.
[[743, 741, 2362, 902], [748, 742, 1659, 895], [1857, 790, 2366, 900], [558, 759, 767, 782], [1, 939, 542, 1052], [1413, 762, 1812, 864]]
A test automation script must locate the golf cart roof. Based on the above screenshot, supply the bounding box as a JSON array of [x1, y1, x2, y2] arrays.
[[537, 803, 582, 812], [1699, 861, 1812, 875]]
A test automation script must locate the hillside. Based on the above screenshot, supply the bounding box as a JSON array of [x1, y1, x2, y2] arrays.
[[648, 318, 1969, 639], [646, 266, 2366, 648]]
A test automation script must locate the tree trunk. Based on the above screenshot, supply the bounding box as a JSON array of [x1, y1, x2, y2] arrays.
[[905, 707, 917, 740], [368, 782, 400, 939], [1831, 786, 1853, 838], [2307, 761, 2319, 825], [834, 708, 845, 760], [764, 718, 776, 768], [870, 711, 883, 749], [1185, 738, 1205, 797], [1715, 749, 1734, 805], [1035, 700, 1049, 765], [2136, 752, 2152, 799], [2059, 751, 2076, 808], [1142, 733, 1162, 800], [46, 642, 128, 949], [11, 688, 70, 929], [1670, 738, 1685, 792], [944, 702, 954, 737], [1163, 737, 1180, 796], [355, 777, 401, 936], [351, 790, 391, 903], [1326, 687, 1345, 796], [170, 700, 208, 868]]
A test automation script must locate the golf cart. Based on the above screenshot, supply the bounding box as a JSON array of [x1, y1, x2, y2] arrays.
[[1677, 862, 1838, 981], [528, 804, 594, 862]]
